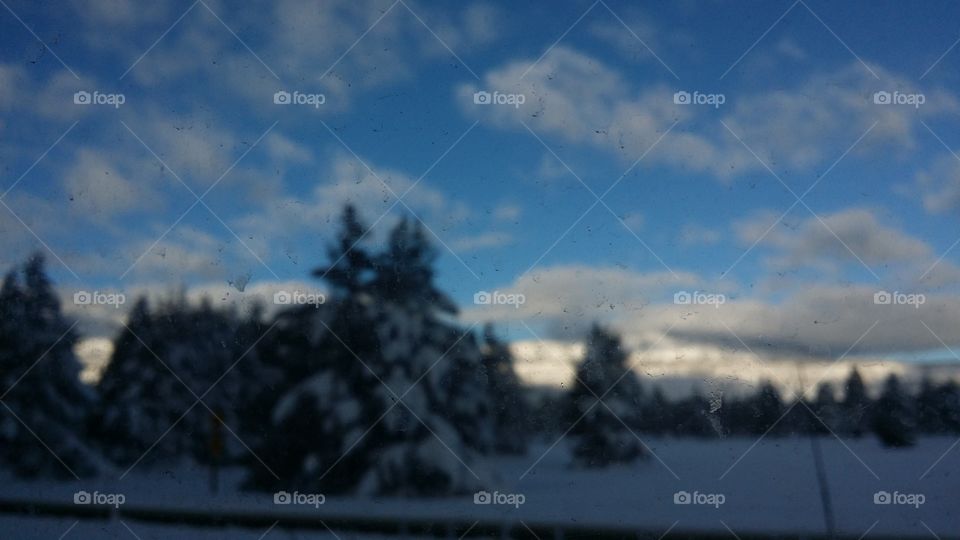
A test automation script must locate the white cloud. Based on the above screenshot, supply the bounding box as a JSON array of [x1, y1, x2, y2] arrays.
[[678, 223, 720, 246], [451, 231, 512, 252], [461, 48, 959, 179], [735, 207, 931, 273], [63, 149, 148, 219], [917, 153, 960, 214]]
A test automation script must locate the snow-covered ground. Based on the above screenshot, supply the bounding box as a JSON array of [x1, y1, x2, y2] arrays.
[[1, 436, 957, 538]]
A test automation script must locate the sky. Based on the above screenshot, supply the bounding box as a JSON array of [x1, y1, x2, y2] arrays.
[[2, 0, 960, 390]]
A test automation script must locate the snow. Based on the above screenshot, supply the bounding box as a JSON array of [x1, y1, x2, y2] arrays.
[[1, 436, 956, 538]]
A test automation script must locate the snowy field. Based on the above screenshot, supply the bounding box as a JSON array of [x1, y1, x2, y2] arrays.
[[1, 436, 957, 539]]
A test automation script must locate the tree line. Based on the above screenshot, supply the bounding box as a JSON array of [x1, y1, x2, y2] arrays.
[[0, 206, 958, 495]]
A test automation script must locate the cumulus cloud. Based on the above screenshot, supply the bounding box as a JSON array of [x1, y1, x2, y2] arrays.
[[460, 48, 959, 180], [734, 207, 932, 275]]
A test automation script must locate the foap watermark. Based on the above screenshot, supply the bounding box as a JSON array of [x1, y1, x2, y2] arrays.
[[873, 91, 925, 109], [474, 290, 525, 308], [274, 90, 326, 108], [273, 290, 326, 308], [673, 90, 725, 108], [274, 490, 325, 508], [73, 90, 126, 108], [874, 290, 925, 309], [674, 290, 725, 308], [74, 290, 126, 309], [674, 490, 725, 508], [74, 490, 125, 508], [473, 90, 526, 109], [473, 490, 525, 508], [874, 490, 925, 508]]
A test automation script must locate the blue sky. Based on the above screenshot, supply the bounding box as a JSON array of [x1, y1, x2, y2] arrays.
[[3, 0, 960, 370]]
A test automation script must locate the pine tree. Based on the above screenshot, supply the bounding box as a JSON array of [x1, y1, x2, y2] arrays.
[[749, 381, 785, 434], [252, 209, 491, 495], [640, 386, 672, 434], [872, 374, 916, 447], [916, 376, 946, 434], [96, 294, 263, 466], [840, 367, 871, 437], [0, 256, 100, 478], [937, 381, 960, 433], [567, 325, 645, 467], [674, 388, 717, 437], [480, 324, 528, 454], [811, 382, 840, 435]]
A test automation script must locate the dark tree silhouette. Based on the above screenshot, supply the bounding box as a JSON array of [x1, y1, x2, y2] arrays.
[[840, 367, 871, 437], [0, 255, 100, 478], [567, 325, 645, 467], [872, 374, 916, 447], [480, 324, 529, 454]]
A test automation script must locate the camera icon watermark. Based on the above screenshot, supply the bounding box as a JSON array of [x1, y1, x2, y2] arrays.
[[473, 490, 525, 508], [873, 490, 924, 508], [73, 290, 126, 309], [873, 90, 924, 109], [674, 290, 725, 308], [73, 90, 126, 108], [474, 290, 525, 309], [873, 290, 925, 309], [673, 90, 725, 108], [473, 90, 525, 108], [673, 490, 725, 508], [273, 290, 326, 308], [74, 490, 125, 508], [274, 90, 325, 108], [273, 490, 325, 508]]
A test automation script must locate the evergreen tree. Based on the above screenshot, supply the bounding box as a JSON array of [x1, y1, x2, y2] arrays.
[[916, 376, 946, 434], [639, 386, 672, 434], [749, 382, 785, 434], [566, 325, 645, 467], [674, 388, 718, 437], [0, 256, 100, 477], [840, 367, 871, 437], [937, 381, 960, 433], [811, 382, 840, 435], [96, 294, 264, 466], [872, 374, 916, 447], [480, 324, 528, 454], [252, 209, 491, 495]]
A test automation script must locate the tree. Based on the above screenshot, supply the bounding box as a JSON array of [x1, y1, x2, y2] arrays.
[[96, 294, 267, 466], [251, 210, 491, 495], [748, 382, 785, 435], [872, 374, 916, 447], [639, 386, 672, 434], [0, 255, 100, 477], [480, 324, 528, 454], [916, 376, 944, 434], [840, 367, 871, 437], [811, 382, 840, 435], [566, 325, 645, 467]]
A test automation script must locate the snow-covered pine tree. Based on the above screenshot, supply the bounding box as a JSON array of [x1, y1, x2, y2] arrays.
[[840, 367, 871, 437], [96, 294, 262, 466], [252, 208, 490, 495], [479, 324, 528, 454], [0, 255, 100, 478], [567, 324, 645, 467], [872, 374, 916, 447]]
